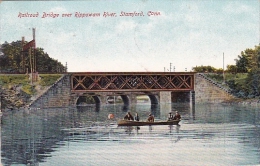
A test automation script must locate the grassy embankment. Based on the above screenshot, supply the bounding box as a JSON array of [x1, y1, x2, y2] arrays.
[[205, 73, 247, 89], [205, 73, 250, 102], [0, 74, 62, 95]]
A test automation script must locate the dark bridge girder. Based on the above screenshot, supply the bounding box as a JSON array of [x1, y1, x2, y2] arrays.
[[70, 72, 195, 92]]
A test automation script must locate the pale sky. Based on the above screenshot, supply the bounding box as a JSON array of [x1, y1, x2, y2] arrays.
[[0, 0, 258, 72]]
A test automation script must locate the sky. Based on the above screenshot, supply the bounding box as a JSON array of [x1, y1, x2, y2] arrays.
[[0, 0, 259, 72]]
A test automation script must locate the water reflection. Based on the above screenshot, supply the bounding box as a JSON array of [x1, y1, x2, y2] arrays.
[[1, 103, 260, 165]]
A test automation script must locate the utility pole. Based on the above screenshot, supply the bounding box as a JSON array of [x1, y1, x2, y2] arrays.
[[170, 63, 172, 72], [21, 37, 25, 73], [32, 28, 37, 82], [33, 28, 36, 73], [223, 52, 225, 84], [29, 47, 33, 85]]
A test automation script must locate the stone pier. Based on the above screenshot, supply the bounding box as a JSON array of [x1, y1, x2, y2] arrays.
[[159, 91, 172, 117]]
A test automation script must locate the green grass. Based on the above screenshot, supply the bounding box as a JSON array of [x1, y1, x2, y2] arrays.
[[0, 75, 30, 88], [0, 74, 62, 95], [39, 74, 62, 86], [206, 73, 247, 83], [205, 73, 248, 91], [21, 84, 36, 95]]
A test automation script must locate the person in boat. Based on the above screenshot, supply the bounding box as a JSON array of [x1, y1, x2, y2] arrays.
[[168, 112, 174, 121], [147, 113, 154, 122], [173, 111, 181, 120], [124, 112, 134, 121], [134, 112, 140, 121]]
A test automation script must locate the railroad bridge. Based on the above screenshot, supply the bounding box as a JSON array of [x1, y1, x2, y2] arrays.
[[71, 72, 195, 105], [29, 72, 234, 108]]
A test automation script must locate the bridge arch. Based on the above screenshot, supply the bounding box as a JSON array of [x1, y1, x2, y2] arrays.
[[120, 95, 130, 105], [92, 96, 101, 104], [76, 96, 87, 105], [75, 95, 101, 105], [148, 95, 159, 104]]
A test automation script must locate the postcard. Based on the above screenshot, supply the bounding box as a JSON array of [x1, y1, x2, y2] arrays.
[[0, 1, 259, 166]]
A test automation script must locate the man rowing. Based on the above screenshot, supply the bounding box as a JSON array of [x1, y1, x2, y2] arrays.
[[173, 111, 181, 120], [124, 112, 134, 121], [147, 113, 154, 122]]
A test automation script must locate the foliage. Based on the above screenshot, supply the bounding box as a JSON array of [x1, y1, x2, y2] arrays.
[[39, 74, 62, 86], [240, 45, 260, 98], [0, 40, 66, 73], [21, 84, 36, 95], [244, 68, 260, 97], [204, 44, 260, 98], [86, 96, 95, 104], [77, 96, 95, 105], [226, 65, 237, 73], [193, 65, 220, 73], [206, 73, 247, 92], [234, 46, 260, 73], [235, 52, 249, 73], [0, 75, 29, 88]]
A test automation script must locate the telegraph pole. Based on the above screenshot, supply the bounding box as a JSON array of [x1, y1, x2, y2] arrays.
[[33, 28, 36, 73], [223, 52, 225, 84], [29, 47, 33, 85], [170, 63, 172, 72], [21, 37, 25, 73]]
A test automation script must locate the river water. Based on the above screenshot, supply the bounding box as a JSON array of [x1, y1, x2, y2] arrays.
[[1, 103, 260, 166]]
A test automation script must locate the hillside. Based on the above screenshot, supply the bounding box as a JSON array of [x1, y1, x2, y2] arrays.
[[0, 74, 62, 110]]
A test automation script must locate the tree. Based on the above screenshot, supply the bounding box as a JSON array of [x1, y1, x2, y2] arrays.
[[226, 65, 237, 73], [243, 45, 260, 97], [235, 52, 249, 73], [0, 40, 66, 73], [192, 65, 217, 72]]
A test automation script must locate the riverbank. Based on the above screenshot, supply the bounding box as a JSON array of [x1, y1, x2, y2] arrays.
[[0, 74, 62, 111], [223, 98, 260, 107]]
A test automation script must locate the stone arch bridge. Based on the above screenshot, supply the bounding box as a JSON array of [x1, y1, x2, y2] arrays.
[[29, 72, 234, 108]]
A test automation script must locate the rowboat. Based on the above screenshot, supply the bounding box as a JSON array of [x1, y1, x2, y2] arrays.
[[117, 119, 180, 126]]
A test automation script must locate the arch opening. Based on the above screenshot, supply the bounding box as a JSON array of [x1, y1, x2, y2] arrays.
[[76, 95, 97, 106], [148, 95, 158, 104], [136, 95, 158, 105], [120, 95, 130, 105]]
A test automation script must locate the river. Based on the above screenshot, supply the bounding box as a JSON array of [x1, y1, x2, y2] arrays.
[[0, 103, 259, 166]]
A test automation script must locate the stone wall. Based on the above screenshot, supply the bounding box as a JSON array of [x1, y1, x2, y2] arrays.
[[195, 73, 235, 103], [29, 74, 71, 108]]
